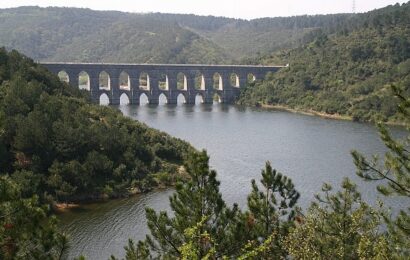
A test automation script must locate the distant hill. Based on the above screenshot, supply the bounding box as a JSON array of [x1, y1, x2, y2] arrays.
[[0, 7, 229, 64], [239, 2, 410, 123], [0, 6, 352, 64]]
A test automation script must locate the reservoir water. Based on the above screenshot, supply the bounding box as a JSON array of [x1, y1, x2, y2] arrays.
[[59, 101, 407, 259]]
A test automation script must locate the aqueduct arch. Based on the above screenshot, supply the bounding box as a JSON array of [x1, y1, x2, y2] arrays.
[[46, 63, 283, 105]]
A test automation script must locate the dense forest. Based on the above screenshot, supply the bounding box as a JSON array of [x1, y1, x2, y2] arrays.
[[239, 2, 410, 123], [0, 7, 229, 64], [0, 48, 193, 204], [0, 6, 353, 63]]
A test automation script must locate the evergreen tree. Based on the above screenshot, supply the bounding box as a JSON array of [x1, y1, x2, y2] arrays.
[[244, 161, 300, 257], [0, 176, 68, 259], [351, 85, 410, 258], [285, 178, 388, 259], [140, 150, 243, 258], [114, 159, 302, 259]]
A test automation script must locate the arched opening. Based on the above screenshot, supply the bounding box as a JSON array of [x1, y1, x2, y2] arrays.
[[213, 93, 222, 103], [159, 93, 168, 105], [213, 73, 223, 90], [99, 93, 110, 105], [247, 73, 256, 84], [139, 72, 150, 90], [158, 73, 169, 90], [78, 71, 90, 90], [230, 73, 239, 88], [119, 71, 130, 90], [140, 93, 149, 105], [177, 93, 186, 104], [58, 71, 69, 83], [120, 93, 130, 105], [195, 93, 204, 104], [194, 71, 205, 90], [177, 73, 187, 90], [99, 71, 110, 90]]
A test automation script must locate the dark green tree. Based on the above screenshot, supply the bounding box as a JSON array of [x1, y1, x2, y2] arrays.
[[140, 150, 243, 258], [351, 85, 410, 258], [110, 239, 150, 260], [285, 178, 388, 259], [0, 176, 68, 259], [244, 161, 300, 258]]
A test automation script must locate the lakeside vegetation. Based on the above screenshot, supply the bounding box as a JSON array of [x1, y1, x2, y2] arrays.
[[0, 48, 194, 206], [239, 2, 410, 124]]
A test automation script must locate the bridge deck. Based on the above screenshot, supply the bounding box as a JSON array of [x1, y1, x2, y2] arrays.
[[40, 62, 286, 69]]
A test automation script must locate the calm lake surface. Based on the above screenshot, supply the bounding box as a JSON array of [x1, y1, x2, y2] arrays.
[[59, 100, 407, 259]]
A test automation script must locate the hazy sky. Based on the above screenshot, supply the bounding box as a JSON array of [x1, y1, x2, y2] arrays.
[[1, 0, 407, 19]]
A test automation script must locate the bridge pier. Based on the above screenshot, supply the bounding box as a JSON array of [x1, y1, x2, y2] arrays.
[[203, 76, 215, 104], [148, 75, 159, 105], [167, 76, 178, 104], [186, 77, 196, 104], [89, 71, 100, 103], [67, 71, 79, 88], [110, 73, 120, 105], [239, 74, 247, 89], [130, 76, 140, 105]]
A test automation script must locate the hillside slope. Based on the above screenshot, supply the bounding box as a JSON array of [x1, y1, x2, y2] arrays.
[[0, 6, 353, 63], [0, 7, 230, 64], [0, 48, 194, 203], [239, 2, 410, 123], [166, 13, 350, 60]]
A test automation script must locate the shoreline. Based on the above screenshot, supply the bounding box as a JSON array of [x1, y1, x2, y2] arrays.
[[53, 190, 148, 213], [261, 104, 352, 121], [54, 166, 188, 213], [259, 104, 405, 126]]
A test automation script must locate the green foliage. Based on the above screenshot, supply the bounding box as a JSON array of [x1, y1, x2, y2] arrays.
[[2, 5, 398, 64], [113, 155, 301, 259], [178, 216, 217, 260], [245, 161, 300, 257], [0, 48, 193, 203], [141, 150, 243, 258], [238, 2, 410, 124], [0, 176, 67, 259], [110, 239, 150, 260], [351, 86, 409, 258], [0, 7, 230, 64], [285, 178, 388, 259]]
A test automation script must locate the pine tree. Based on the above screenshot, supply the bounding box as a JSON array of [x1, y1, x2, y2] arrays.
[[285, 178, 388, 259], [244, 161, 300, 258], [140, 150, 243, 258], [0, 176, 68, 259], [351, 85, 410, 258]]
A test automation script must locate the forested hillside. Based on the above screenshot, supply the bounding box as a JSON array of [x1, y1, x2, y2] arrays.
[[0, 48, 193, 203], [141, 12, 351, 60], [0, 7, 229, 64], [239, 2, 410, 123], [0, 6, 352, 63]]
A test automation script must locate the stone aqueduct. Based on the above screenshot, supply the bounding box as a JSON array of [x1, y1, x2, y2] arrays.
[[42, 63, 283, 105]]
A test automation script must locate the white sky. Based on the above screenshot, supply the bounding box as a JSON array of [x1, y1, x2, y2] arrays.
[[1, 0, 408, 19]]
